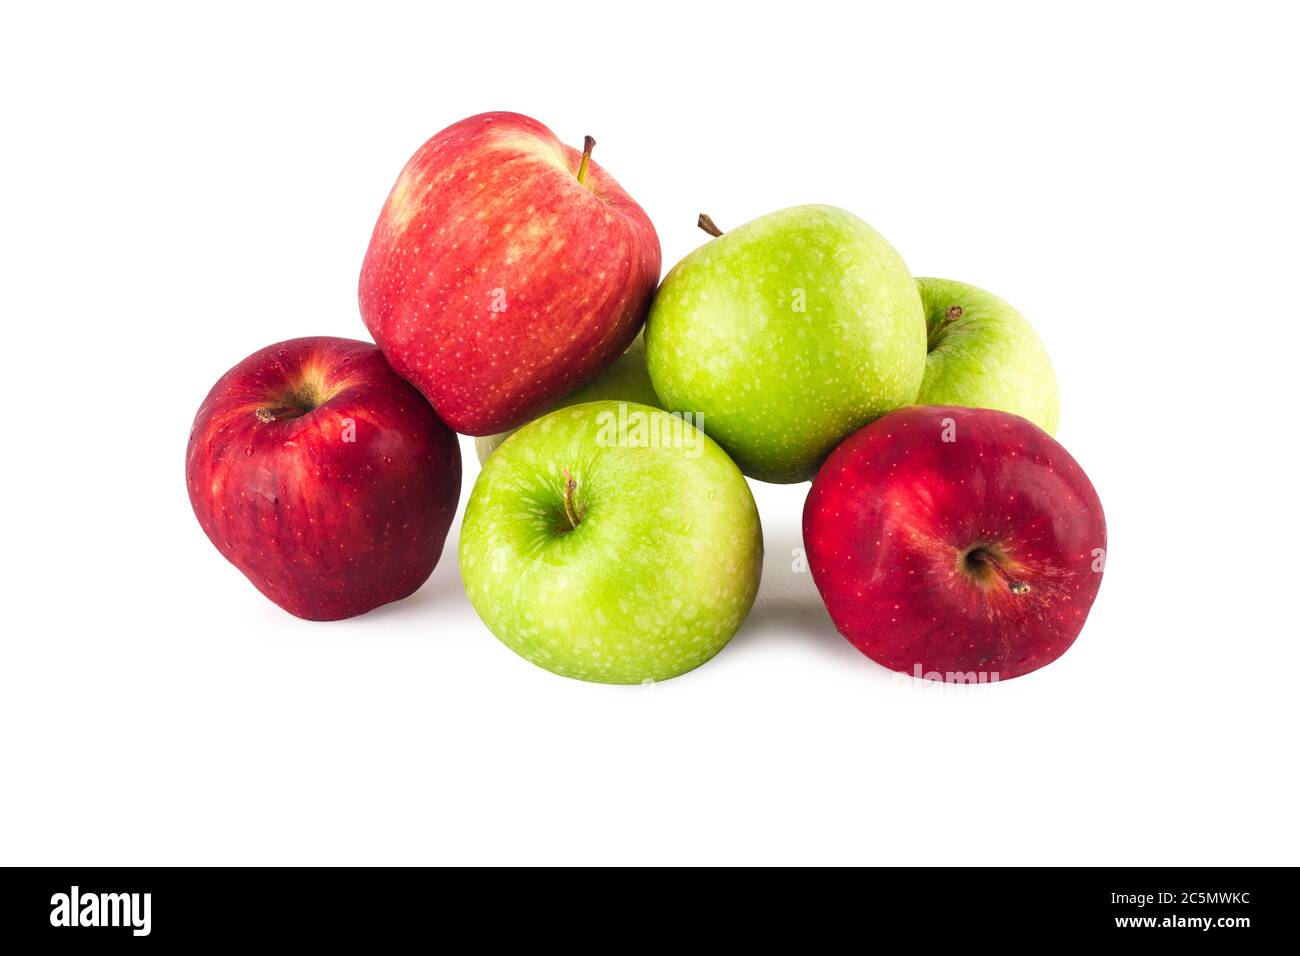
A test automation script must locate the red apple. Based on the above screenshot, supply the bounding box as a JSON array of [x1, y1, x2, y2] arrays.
[[186, 337, 461, 621], [359, 111, 662, 435], [803, 406, 1106, 681]]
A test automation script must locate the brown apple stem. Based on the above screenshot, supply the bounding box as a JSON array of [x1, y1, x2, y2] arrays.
[[255, 405, 307, 423], [561, 468, 584, 529], [576, 135, 596, 186], [697, 213, 724, 237], [969, 548, 1031, 595], [927, 305, 964, 350]]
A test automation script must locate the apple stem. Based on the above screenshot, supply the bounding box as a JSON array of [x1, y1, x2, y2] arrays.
[[697, 213, 724, 237], [255, 405, 307, 423], [968, 548, 1031, 595], [927, 305, 964, 351], [561, 468, 584, 530], [576, 135, 596, 186]]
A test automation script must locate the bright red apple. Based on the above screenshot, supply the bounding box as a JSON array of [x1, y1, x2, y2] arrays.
[[359, 111, 662, 435], [186, 336, 461, 621], [803, 406, 1106, 681]]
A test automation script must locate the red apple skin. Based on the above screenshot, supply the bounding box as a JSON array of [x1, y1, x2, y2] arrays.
[[803, 406, 1106, 681], [359, 111, 662, 435], [186, 337, 461, 621]]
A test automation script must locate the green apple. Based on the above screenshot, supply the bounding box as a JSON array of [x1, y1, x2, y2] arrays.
[[474, 335, 661, 465], [916, 277, 1059, 434], [645, 205, 926, 483], [459, 400, 763, 684]]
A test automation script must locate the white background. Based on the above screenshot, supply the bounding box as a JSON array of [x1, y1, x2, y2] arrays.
[[2, 1, 1296, 865]]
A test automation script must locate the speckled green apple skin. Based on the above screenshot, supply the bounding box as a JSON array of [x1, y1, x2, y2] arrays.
[[917, 278, 1060, 434], [645, 205, 926, 483], [474, 335, 661, 465], [459, 401, 763, 684]]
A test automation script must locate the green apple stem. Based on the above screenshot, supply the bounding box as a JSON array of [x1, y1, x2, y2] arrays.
[[697, 213, 724, 237], [255, 405, 308, 423], [968, 548, 1031, 595], [576, 136, 596, 186], [561, 468, 584, 529], [927, 305, 964, 351]]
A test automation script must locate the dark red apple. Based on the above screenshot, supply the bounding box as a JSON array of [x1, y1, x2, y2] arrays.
[[803, 406, 1106, 681], [186, 337, 461, 621], [359, 111, 662, 435]]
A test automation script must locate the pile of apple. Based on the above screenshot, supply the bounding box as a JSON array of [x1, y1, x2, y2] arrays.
[[187, 112, 1106, 685]]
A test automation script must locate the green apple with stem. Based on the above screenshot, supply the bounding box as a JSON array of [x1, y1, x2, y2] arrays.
[[474, 335, 661, 464], [645, 205, 926, 483], [916, 278, 1059, 434], [459, 400, 763, 683]]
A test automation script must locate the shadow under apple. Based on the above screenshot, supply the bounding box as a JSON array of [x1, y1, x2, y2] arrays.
[[342, 536, 468, 625], [729, 517, 860, 665]]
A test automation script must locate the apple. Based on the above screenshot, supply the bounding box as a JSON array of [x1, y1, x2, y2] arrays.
[[473, 333, 661, 464], [359, 111, 662, 436], [459, 400, 762, 683], [645, 205, 926, 483], [186, 336, 461, 621], [916, 277, 1059, 433], [803, 405, 1105, 681]]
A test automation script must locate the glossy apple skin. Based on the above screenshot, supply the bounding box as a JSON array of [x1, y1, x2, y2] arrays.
[[646, 205, 925, 483], [803, 406, 1105, 680], [460, 401, 762, 684], [186, 337, 461, 621], [917, 277, 1059, 434], [359, 111, 661, 436]]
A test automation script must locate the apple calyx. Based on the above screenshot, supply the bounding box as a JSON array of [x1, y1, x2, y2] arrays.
[[255, 405, 309, 423], [576, 135, 596, 187], [560, 467, 585, 530], [697, 214, 724, 237], [966, 547, 1031, 595]]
